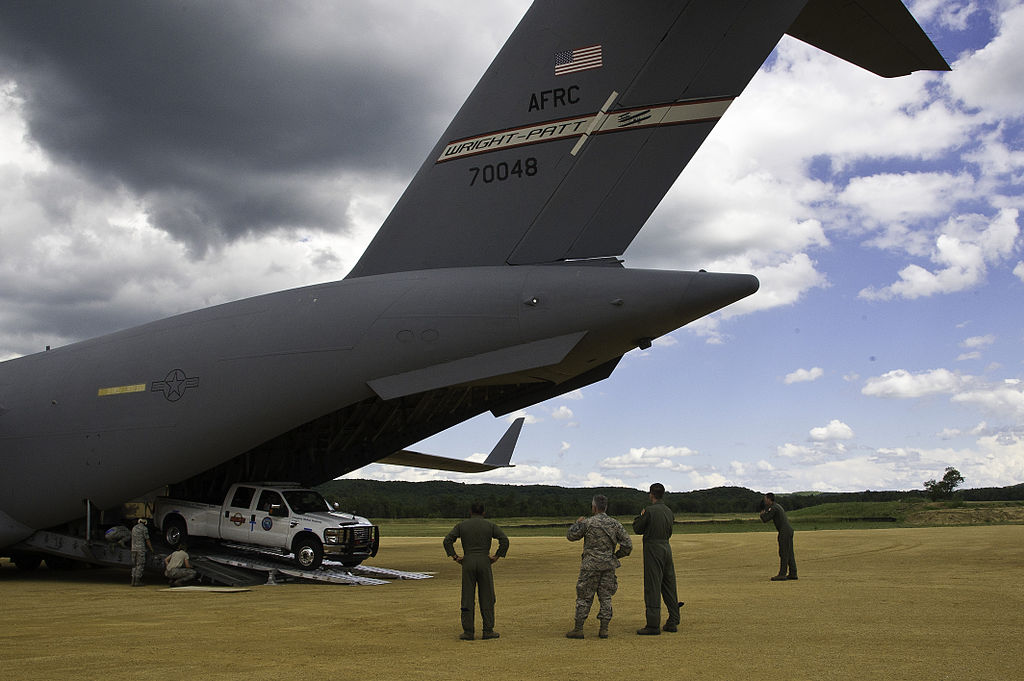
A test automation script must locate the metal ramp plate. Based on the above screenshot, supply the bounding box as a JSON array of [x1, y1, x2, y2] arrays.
[[326, 561, 433, 580], [201, 551, 389, 585], [214, 543, 435, 583], [190, 556, 266, 587]]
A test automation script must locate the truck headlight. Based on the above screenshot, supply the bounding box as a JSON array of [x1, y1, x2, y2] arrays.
[[324, 528, 345, 544]]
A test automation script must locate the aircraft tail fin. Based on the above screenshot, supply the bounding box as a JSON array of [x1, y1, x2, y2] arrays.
[[347, 0, 947, 279]]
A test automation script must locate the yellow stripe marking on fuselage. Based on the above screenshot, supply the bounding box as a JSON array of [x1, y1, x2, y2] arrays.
[[97, 383, 147, 397]]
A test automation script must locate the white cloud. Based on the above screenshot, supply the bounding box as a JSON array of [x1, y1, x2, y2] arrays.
[[758, 420, 1024, 492], [600, 446, 698, 471], [809, 419, 855, 441], [957, 336, 998, 360], [861, 368, 1023, 420], [971, 430, 1024, 485], [962, 335, 995, 349], [686, 252, 828, 343], [551, 406, 574, 420], [911, 0, 980, 31], [653, 335, 678, 348], [505, 409, 540, 425], [777, 453, 927, 492], [785, 367, 824, 384], [777, 443, 816, 459], [946, 2, 1024, 119], [862, 368, 969, 398], [859, 209, 1021, 300], [873, 429, 1024, 490], [0, 83, 46, 172], [574, 471, 627, 488], [839, 172, 977, 225], [952, 382, 1024, 419], [686, 471, 732, 489]]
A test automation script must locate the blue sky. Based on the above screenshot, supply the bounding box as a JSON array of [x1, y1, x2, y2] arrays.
[[1, 1, 1021, 493]]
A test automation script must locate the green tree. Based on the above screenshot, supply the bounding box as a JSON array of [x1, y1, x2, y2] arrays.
[[924, 467, 965, 500]]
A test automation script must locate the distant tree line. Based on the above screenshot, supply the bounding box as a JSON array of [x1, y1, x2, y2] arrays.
[[317, 479, 1024, 519], [776, 482, 1024, 511], [317, 480, 650, 518]]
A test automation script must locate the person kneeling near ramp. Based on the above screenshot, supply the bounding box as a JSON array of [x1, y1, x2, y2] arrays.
[[164, 543, 198, 587]]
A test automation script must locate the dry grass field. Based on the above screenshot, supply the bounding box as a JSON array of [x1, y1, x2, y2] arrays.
[[2, 525, 1023, 681]]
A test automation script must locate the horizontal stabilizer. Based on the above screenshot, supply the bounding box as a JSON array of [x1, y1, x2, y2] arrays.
[[786, 0, 950, 77], [377, 418, 523, 473], [367, 332, 586, 401]]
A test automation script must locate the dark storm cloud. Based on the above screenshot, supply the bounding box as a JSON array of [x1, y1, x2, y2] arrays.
[[0, 1, 475, 251]]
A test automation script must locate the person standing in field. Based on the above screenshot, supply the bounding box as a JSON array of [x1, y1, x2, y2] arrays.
[[129, 518, 153, 587], [760, 492, 797, 581], [443, 502, 510, 641], [633, 482, 681, 635], [565, 494, 632, 640]]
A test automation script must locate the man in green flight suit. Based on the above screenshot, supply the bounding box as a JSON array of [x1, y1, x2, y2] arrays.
[[632, 482, 681, 635], [760, 492, 797, 581], [443, 502, 510, 641]]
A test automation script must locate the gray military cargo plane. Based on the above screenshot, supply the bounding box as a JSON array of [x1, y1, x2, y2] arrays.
[[0, 0, 948, 552]]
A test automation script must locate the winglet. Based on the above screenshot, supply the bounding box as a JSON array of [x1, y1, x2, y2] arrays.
[[483, 416, 524, 468], [375, 417, 523, 473]]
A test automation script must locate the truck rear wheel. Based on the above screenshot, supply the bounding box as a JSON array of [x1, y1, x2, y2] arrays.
[[293, 536, 323, 570], [164, 517, 188, 548]]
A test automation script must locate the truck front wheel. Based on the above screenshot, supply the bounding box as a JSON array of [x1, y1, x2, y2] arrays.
[[164, 517, 188, 548], [293, 536, 323, 570]]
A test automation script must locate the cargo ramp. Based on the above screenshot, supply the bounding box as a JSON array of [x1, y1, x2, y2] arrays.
[[10, 530, 432, 587]]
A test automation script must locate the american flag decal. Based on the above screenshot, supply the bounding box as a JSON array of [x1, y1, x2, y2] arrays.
[[554, 44, 602, 76]]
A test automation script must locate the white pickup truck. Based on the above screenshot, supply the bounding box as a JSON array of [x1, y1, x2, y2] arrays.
[[153, 483, 379, 569]]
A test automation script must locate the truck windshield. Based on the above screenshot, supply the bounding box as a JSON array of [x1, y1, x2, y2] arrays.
[[282, 490, 332, 515]]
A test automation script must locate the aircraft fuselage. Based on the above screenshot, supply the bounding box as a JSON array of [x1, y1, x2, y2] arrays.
[[0, 265, 757, 546]]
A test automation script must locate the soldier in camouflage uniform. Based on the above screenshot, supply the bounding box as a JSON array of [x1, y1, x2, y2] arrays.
[[129, 518, 153, 587], [565, 494, 632, 639]]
